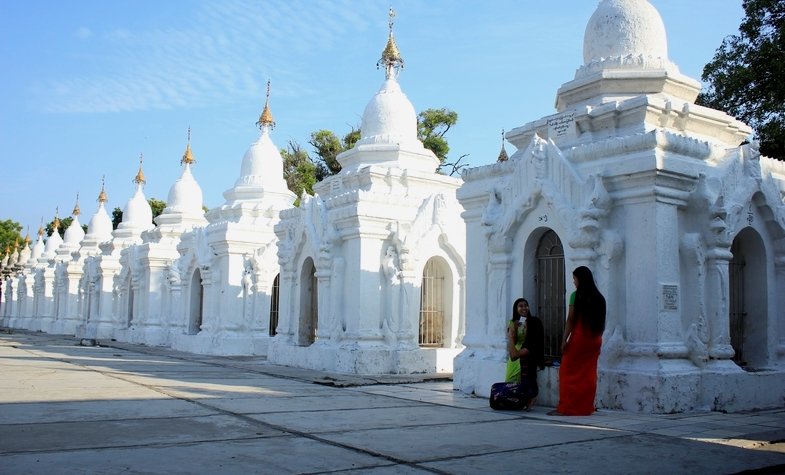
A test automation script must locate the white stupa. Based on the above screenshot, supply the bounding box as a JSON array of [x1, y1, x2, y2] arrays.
[[39, 213, 63, 263], [113, 157, 155, 241], [78, 180, 114, 255], [55, 196, 86, 260], [170, 84, 295, 356], [337, 13, 438, 174]]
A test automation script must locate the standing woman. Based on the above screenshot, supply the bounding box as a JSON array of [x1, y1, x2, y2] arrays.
[[549, 266, 606, 416]]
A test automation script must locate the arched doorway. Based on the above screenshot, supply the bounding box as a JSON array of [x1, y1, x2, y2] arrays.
[[536, 229, 565, 360], [419, 257, 452, 347], [188, 268, 203, 335], [299, 258, 317, 345], [269, 273, 280, 336], [729, 227, 768, 368]]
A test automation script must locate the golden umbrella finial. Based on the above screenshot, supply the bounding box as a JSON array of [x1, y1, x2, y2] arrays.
[[24, 227, 31, 245], [497, 129, 509, 162], [37, 218, 44, 237], [97, 175, 108, 204], [256, 80, 275, 129], [72, 193, 81, 216], [53, 207, 61, 231], [377, 8, 404, 79], [134, 154, 146, 185], [181, 126, 195, 165]]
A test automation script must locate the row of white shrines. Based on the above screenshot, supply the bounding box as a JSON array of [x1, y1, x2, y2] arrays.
[[2, 0, 785, 414]]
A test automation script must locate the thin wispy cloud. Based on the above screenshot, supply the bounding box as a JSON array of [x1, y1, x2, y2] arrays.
[[38, 0, 379, 114]]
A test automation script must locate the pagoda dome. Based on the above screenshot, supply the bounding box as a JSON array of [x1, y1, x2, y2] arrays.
[[121, 184, 154, 231], [581, 0, 674, 75], [356, 77, 419, 148], [63, 216, 85, 245], [165, 164, 204, 216], [235, 127, 285, 189], [86, 203, 113, 241]]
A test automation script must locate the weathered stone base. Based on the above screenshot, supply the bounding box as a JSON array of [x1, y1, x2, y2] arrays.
[[598, 358, 785, 413], [169, 330, 271, 356], [269, 339, 447, 374], [453, 348, 507, 397]]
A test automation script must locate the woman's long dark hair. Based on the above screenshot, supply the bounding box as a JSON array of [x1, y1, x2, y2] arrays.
[[573, 266, 606, 336], [511, 298, 528, 321]]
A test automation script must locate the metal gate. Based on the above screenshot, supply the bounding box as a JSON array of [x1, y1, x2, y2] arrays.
[[419, 258, 445, 347], [729, 239, 746, 365], [536, 230, 565, 360], [269, 273, 279, 336]]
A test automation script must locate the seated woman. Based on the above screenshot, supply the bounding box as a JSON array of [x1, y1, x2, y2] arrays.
[[505, 298, 529, 383], [506, 298, 544, 411]]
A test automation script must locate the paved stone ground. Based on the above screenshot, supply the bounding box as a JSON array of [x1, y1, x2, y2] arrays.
[[1, 330, 784, 474]]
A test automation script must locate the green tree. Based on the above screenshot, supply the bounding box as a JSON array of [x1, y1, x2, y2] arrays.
[[417, 108, 457, 163], [697, 0, 785, 158], [281, 140, 318, 205], [308, 128, 361, 175], [418, 108, 468, 176], [110, 198, 167, 230], [0, 219, 23, 258]]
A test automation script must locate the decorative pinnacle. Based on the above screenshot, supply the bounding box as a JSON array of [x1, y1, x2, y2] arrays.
[[38, 218, 44, 237], [97, 176, 108, 204], [53, 207, 60, 231], [257, 80, 275, 129], [181, 126, 195, 165], [134, 154, 146, 185], [24, 227, 31, 245], [72, 193, 81, 216], [377, 8, 404, 79], [497, 129, 509, 162]]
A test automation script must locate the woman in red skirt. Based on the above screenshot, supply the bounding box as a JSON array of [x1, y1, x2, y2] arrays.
[[549, 266, 606, 416]]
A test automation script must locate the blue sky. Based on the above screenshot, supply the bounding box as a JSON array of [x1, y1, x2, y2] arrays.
[[0, 0, 744, 237]]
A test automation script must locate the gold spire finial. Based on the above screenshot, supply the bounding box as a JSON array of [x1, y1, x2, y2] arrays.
[[497, 129, 509, 162], [181, 126, 195, 165], [38, 218, 44, 237], [97, 175, 108, 203], [134, 154, 146, 185], [256, 80, 275, 129], [24, 227, 31, 245], [13, 237, 19, 250], [377, 8, 404, 79], [72, 193, 81, 216], [53, 207, 60, 231]]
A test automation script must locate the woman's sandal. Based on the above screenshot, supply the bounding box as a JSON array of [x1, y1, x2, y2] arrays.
[[546, 410, 564, 416]]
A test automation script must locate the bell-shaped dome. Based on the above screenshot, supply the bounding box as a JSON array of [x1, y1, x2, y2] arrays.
[[356, 77, 419, 148], [63, 216, 85, 246], [119, 184, 154, 231], [30, 232, 45, 263], [584, 0, 668, 64], [165, 164, 204, 215], [41, 230, 63, 260], [86, 202, 113, 242], [235, 127, 286, 189]]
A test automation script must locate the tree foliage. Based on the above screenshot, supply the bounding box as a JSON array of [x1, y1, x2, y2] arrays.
[[0, 219, 23, 257], [697, 0, 785, 157], [111, 198, 167, 230], [417, 108, 458, 163], [281, 140, 318, 205]]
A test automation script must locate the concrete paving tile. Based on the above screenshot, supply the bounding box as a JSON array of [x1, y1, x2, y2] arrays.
[[0, 436, 396, 475], [0, 414, 283, 453], [421, 433, 785, 474], [206, 393, 422, 414], [0, 398, 215, 424], [248, 405, 514, 434], [317, 418, 628, 463]]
